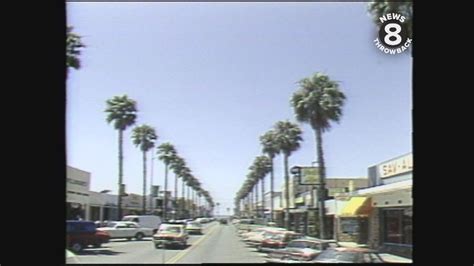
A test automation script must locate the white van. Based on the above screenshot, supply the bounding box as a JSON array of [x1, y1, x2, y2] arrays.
[[122, 215, 162, 233]]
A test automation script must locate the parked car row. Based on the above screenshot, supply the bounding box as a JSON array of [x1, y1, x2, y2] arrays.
[[67, 215, 212, 253], [233, 222, 388, 263]]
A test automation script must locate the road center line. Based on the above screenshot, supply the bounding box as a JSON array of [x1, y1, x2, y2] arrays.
[[166, 223, 220, 264]]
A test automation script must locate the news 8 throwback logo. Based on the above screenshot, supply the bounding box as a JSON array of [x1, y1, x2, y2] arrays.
[[373, 13, 412, 54]]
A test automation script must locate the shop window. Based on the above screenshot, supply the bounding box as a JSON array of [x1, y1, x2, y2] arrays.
[[383, 208, 412, 245], [340, 219, 359, 234]]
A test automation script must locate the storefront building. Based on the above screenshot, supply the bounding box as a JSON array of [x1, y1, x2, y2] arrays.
[[345, 152, 413, 258], [66, 166, 91, 220], [282, 175, 368, 237]]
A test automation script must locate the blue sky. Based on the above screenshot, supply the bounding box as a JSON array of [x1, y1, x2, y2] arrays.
[[67, 3, 412, 215]]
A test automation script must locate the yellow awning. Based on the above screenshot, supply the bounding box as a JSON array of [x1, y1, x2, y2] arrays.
[[340, 197, 372, 217]]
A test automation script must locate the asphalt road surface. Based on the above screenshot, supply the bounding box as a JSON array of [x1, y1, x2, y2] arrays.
[[72, 221, 267, 264]]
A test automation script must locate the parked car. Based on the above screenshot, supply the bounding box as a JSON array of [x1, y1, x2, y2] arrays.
[[122, 215, 162, 234], [266, 238, 338, 262], [153, 223, 188, 249], [186, 221, 203, 235], [245, 228, 289, 247], [242, 227, 287, 242], [311, 247, 385, 263], [96, 221, 154, 240], [66, 220, 110, 253], [195, 217, 210, 224], [257, 231, 303, 252]]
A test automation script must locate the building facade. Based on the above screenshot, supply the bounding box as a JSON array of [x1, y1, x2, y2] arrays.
[[279, 175, 368, 237], [333, 153, 413, 258], [66, 166, 91, 220]]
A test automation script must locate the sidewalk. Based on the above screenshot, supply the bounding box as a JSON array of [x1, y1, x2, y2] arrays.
[[337, 242, 412, 263]]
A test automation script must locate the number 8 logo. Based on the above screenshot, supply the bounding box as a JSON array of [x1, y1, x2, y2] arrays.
[[384, 23, 402, 46]]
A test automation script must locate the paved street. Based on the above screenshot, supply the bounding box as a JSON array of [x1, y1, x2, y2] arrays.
[[73, 222, 266, 264]]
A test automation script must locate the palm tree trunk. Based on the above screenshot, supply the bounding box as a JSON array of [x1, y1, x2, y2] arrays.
[[261, 177, 265, 221], [270, 158, 274, 222], [149, 156, 154, 213], [315, 128, 326, 239], [142, 151, 147, 214], [174, 174, 178, 219], [284, 153, 290, 230], [255, 182, 259, 218], [191, 189, 194, 218], [163, 163, 168, 220], [181, 178, 185, 219], [187, 185, 190, 218], [118, 130, 123, 220]]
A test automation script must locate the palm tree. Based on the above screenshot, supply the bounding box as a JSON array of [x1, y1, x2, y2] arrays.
[[180, 169, 191, 218], [248, 171, 259, 218], [131, 124, 158, 214], [66, 26, 85, 75], [291, 72, 346, 239], [253, 155, 271, 220], [273, 120, 303, 230], [185, 175, 193, 218], [260, 130, 279, 222], [157, 142, 177, 220], [170, 156, 185, 219], [105, 95, 138, 219]]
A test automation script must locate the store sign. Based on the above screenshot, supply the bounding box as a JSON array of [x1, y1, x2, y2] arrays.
[[300, 167, 320, 185], [295, 197, 304, 204], [328, 187, 347, 197], [378, 154, 413, 178]]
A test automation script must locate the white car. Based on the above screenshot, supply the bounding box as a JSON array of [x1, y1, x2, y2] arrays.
[[97, 221, 154, 240]]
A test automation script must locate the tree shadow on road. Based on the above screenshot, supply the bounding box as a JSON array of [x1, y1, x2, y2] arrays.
[[77, 249, 125, 256], [161, 244, 192, 250]]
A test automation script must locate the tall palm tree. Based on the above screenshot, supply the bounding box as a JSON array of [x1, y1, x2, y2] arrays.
[[105, 95, 138, 219], [253, 155, 271, 220], [66, 26, 85, 72], [157, 142, 177, 220], [180, 169, 191, 218], [185, 175, 193, 218], [260, 130, 279, 222], [291, 72, 346, 239], [131, 124, 158, 214], [274, 120, 303, 230], [249, 171, 259, 218], [170, 156, 185, 219]]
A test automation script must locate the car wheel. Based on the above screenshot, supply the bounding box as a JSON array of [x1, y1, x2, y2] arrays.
[[71, 243, 83, 253], [135, 233, 144, 241]]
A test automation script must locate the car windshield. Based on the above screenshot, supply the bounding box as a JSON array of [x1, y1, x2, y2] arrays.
[[287, 241, 319, 249], [159, 226, 181, 233], [187, 222, 200, 227], [106, 222, 118, 227], [269, 234, 284, 240]]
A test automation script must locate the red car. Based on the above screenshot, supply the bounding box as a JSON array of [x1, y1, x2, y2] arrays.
[[67, 220, 110, 252], [258, 231, 303, 252]]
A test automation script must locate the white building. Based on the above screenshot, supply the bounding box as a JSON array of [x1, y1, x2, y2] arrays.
[[66, 166, 91, 220]]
